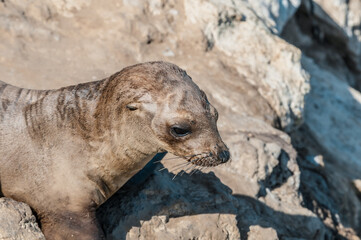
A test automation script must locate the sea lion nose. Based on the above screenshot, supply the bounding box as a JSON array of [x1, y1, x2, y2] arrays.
[[218, 150, 230, 163]]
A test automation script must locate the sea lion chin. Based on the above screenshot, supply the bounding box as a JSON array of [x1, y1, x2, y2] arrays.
[[0, 61, 229, 239]]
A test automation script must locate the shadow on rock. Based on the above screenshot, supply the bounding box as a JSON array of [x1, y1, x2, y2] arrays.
[[97, 161, 341, 240], [281, 1, 361, 236]]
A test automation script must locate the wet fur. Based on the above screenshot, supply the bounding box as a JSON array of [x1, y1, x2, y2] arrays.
[[0, 62, 228, 239]]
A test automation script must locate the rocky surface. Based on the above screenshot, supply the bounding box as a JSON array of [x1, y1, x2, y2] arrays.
[[0, 198, 45, 240], [0, 0, 360, 239], [98, 119, 328, 239]]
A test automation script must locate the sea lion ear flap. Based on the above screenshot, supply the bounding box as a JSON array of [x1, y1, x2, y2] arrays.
[[200, 90, 209, 103], [126, 103, 141, 111], [199, 90, 210, 111]]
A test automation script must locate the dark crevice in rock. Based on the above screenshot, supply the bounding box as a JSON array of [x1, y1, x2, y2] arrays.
[[280, 4, 361, 236], [0, 182, 3, 197], [256, 150, 293, 198], [217, 11, 246, 27], [97, 164, 336, 239], [29, 206, 42, 229], [281, 0, 361, 91], [272, 116, 282, 130], [146, 34, 153, 45], [290, 125, 361, 237], [204, 34, 214, 52], [352, 24, 361, 35]]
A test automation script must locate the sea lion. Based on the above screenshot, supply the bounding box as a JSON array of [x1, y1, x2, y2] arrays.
[[0, 61, 230, 239]]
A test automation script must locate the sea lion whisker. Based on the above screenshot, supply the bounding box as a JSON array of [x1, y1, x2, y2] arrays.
[[189, 158, 200, 164], [156, 154, 193, 163], [183, 163, 196, 173], [172, 161, 191, 168], [180, 165, 194, 176], [189, 155, 207, 163], [162, 156, 184, 161], [163, 154, 198, 161], [190, 167, 199, 176], [168, 162, 190, 172], [160, 158, 194, 172], [185, 153, 204, 160], [187, 152, 216, 164], [172, 171, 182, 180], [188, 154, 213, 166], [180, 169, 189, 176]]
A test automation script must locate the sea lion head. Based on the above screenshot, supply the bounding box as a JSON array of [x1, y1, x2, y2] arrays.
[[118, 61, 230, 167]]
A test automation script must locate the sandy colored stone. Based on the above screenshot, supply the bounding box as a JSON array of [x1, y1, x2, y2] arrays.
[[0, 198, 45, 240], [0, 0, 360, 239], [353, 180, 361, 194], [125, 214, 240, 240], [248, 225, 278, 240]]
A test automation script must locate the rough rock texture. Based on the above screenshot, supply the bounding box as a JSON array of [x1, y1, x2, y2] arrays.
[[0, 0, 360, 239], [0, 198, 45, 240], [281, 0, 361, 90], [281, 2, 361, 237], [247, 0, 301, 34], [248, 226, 278, 240], [97, 118, 329, 239], [196, 0, 309, 131]]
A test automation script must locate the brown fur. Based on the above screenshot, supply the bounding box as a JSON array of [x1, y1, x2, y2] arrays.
[[0, 61, 229, 239]]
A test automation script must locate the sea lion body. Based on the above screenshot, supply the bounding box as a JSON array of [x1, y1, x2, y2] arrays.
[[0, 62, 229, 239]]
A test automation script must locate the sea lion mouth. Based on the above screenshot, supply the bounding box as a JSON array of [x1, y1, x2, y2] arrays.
[[185, 152, 229, 167]]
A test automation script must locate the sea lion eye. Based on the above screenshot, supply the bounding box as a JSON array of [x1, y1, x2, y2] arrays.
[[170, 124, 191, 137], [126, 103, 139, 111]]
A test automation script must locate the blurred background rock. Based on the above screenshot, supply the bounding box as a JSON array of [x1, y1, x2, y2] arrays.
[[0, 0, 360, 239]]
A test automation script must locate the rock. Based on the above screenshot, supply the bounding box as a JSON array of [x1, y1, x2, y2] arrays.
[[0, 0, 360, 239], [191, 0, 310, 131], [281, 1, 361, 234], [248, 225, 278, 240], [291, 124, 361, 239], [213, 117, 300, 202], [0, 0, 310, 131], [313, 0, 361, 39], [301, 56, 361, 178], [281, 0, 361, 90], [281, 4, 361, 234], [247, 0, 301, 34], [0, 198, 45, 240], [353, 180, 361, 195], [126, 214, 240, 240], [97, 117, 327, 239], [312, 0, 361, 90]]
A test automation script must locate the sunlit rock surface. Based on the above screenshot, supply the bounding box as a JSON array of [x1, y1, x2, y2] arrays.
[[0, 0, 360, 239]]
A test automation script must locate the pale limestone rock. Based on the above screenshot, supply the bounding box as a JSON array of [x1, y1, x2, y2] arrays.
[[190, 0, 310, 131], [353, 180, 361, 194], [125, 214, 240, 240], [282, 0, 361, 89], [0, 198, 45, 240], [98, 117, 326, 240], [247, 0, 301, 33], [248, 225, 278, 240], [0, 0, 360, 239], [51, 0, 91, 17], [314, 0, 361, 39]]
